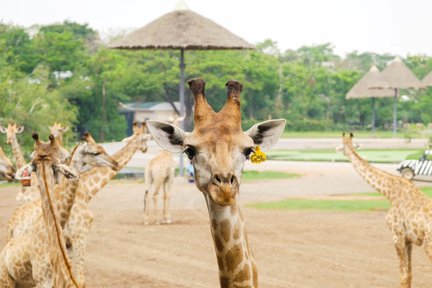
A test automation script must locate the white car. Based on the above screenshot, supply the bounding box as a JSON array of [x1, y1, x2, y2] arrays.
[[397, 150, 432, 180]]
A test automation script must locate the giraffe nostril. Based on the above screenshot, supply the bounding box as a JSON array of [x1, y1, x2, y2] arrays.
[[229, 175, 235, 185], [214, 175, 222, 184]]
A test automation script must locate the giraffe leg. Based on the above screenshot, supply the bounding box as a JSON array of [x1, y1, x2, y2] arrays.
[[70, 234, 87, 287], [0, 257, 15, 288], [393, 236, 412, 288], [152, 183, 162, 224], [423, 237, 432, 261], [143, 189, 151, 225], [162, 177, 172, 224]]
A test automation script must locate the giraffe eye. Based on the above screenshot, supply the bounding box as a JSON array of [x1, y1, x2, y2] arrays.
[[184, 146, 196, 160], [243, 147, 254, 159]]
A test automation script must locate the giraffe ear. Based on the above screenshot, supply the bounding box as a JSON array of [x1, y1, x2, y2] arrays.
[[16, 126, 24, 134], [0, 126, 6, 133], [246, 119, 286, 152], [147, 121, 189, 153], [54, 163, 79, 180]]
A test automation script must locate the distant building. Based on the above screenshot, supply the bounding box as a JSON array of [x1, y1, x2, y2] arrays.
[[119, 101, 180, 135]]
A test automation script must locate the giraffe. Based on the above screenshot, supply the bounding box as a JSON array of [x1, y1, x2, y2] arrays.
[[143, 115, 183, 225], [0, 146, 15, 181], [339, 133, 432, 288], [0, 133, 80, 287], [147, 78, 286, 287], [7, 132, 120, 241], [143, 150, 175, 224], [6, 122, 150, 286], [0, 123, 26, 169], [49, 122, 69, 146]]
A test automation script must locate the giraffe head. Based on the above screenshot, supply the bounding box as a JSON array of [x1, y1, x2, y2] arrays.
[[148, 78, 285, 206], [0, 146, 15, 181], [337, 132, 359, 156], [73, 132, 120, 171], [16, 133, 78, 185], [49, 122, 69, 139], [0, 123, 24, 144], [123, 121, 151, 153]]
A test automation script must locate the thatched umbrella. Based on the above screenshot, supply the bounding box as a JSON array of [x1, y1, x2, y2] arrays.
[[376, 57, 423, 134], [346, 65, 394, 131], [422, 71, 432, 87], [109, 4, 254, 174]]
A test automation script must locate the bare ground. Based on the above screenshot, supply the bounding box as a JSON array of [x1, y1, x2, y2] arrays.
[[1, 160, 432, 287]]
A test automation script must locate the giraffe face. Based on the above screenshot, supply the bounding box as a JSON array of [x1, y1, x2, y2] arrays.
[[16, 133, 78, 184], [76, 132, 120, 171], [0, 146, 15, 180], [337, 133, 357, 156], [48, 122, 69, 138], [0, 123, 24, 144], [148, 78, 286, 206]]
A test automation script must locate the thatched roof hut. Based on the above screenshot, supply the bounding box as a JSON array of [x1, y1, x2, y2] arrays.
[[346, 66, 393, 99], [378, 57, 423, 89], [109, 9, 254, 50], [422, 71, 432, 87]]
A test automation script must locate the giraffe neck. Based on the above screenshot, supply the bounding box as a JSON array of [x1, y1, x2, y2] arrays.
[[205, 195, 258, 288], [36, 162, 79, 287], [81, 135, 140, 201], [345, 143, 410, 203], [54, 177, 79, 228], [10, 135, 26, 169]]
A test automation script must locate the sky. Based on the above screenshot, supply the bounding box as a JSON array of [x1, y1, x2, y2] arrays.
[[1, 0, 431, 56]]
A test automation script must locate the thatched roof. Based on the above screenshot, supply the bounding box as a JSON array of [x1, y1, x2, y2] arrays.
[[109, 9, 254, 50], [346, 66, 394, 99], [422, 71, 432, 87], [378, 57, 423, 89]]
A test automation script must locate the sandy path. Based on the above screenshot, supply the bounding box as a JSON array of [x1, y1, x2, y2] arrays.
[[1, 159, 432, 287]]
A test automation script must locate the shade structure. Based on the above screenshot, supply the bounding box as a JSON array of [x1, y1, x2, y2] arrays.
[[346, 66, 394, 131], [346, 66, 393, 99], [372, 57, 422, 135], [110, 5, 254, 174], [422, 71, 432, 87]]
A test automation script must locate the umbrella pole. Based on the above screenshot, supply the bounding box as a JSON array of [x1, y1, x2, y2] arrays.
[[371, 98, 376, 133], [393, 88, 398, 136], [179, 48, 185, 176]]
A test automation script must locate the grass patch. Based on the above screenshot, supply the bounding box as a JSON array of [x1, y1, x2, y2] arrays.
[[282, 131, 412, 139], [248, 186, 432, 212], [242, 170, 298, 181], [267, 148, 418, 163]]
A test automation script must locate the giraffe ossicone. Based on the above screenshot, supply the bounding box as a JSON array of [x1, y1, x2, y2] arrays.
[[147, 78, 285, 287]]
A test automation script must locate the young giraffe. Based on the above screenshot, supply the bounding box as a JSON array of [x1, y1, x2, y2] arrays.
[[0, 123, 26, 169], [143, 115, 183, 225], [0, 133, 80, 287], [0, 146, 15, 181], [49, 122, 69, 146], [339, 133, 432, 288], [147, 78, 285, 287]]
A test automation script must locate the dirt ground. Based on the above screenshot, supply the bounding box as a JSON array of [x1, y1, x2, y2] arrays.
[[1, 160, 432, 287]]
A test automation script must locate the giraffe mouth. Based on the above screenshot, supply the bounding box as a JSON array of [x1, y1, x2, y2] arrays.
[[208, 184, 239, 206]]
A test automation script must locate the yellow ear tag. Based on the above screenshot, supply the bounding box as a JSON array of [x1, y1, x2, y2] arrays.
[[250, 146, 266, 164]]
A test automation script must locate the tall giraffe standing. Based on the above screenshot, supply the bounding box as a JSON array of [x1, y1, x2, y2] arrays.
[[143, 115, 183, 225], [0, 123, 26, 169], [339, 133, 432, 288], [147, 78, 285, 287], [143, 150, 175, 224], [0, 134, 80, 287], [0, 146, 15, 181]]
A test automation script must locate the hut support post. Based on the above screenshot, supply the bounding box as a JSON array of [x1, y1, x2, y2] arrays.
[[393, 88, 399, 136], [179, 48, 185, 176], [371, 97, 376, 132]]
